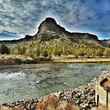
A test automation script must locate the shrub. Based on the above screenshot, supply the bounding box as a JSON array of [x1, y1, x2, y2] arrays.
[[0, 44, 10, 54]]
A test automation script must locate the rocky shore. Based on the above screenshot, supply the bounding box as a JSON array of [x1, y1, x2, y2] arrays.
[[0, 84, 96, 110], [1, 98, 38, 110], [0, 55, 51, 65], [60, 85, 96, 110]]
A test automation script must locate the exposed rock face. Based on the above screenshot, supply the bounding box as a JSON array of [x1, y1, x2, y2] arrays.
[[33, 17, 67, 40], [37, 17, 66, 35], [35, 17, 99, 41]]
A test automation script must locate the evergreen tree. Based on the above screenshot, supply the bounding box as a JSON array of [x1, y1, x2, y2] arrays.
[[0, 44, 10, 54]]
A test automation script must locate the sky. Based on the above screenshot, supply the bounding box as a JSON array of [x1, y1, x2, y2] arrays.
[[0, 0, 110, 40]]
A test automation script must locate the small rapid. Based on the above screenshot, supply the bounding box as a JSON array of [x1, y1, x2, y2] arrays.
[[0, 72, 26, 80]]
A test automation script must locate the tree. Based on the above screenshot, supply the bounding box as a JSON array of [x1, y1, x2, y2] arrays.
[[103, 48, 110, 57], [0, 44, 10, 54], [42, 50, 48, 57]]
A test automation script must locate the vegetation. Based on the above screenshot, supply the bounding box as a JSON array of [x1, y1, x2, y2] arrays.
[[9, 38, 110, 59], [0, 37, 110, 60], [36, 95, 79, 110], [0, 44, 10, 54]]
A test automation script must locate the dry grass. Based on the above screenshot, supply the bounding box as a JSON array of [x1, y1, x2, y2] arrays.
[[53, 57, 110, 63], [36, 95, 79, 110], [95, 104, 109, 110]]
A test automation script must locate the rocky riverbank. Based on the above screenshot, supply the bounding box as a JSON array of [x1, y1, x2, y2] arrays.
[[0, 55, 51, 65], [0, 85, 96, 110], [60, 85, 96, 110], [1, 98, 38, 110]]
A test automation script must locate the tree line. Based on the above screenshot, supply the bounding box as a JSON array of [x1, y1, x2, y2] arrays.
[[11, 39, 110, 58], [1, 38, 110, 58]]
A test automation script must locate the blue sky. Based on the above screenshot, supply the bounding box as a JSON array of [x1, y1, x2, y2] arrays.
[[0, 0, 110, 40]]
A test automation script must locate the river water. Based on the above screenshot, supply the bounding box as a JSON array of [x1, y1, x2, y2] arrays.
[[0, 63, 110, 103]]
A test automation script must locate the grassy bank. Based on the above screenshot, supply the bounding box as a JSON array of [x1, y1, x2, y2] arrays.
[[1, 55, 110, 64], [52, 57, 110, 63]]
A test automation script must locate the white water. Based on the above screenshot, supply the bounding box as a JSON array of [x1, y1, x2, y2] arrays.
[[0, 72, 26, 80]]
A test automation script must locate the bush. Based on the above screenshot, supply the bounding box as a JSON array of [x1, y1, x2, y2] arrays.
[[0, 44, 10, 54], [42, 50, 48, 57]]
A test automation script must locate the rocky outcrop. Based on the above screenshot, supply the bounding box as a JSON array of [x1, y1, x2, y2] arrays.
[[37, 17, 66, 35], [35, 17, 99, 41]]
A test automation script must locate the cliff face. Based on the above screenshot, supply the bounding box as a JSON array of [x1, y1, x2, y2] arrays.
[[34, 17, 98, 41], [37, 17, 66, 35]]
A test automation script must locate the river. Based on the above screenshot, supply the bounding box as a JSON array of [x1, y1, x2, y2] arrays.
[[0, 63, 110, 103]]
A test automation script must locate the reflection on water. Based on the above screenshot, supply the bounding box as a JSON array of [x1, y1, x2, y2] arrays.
[[0, 63, 110, 103]]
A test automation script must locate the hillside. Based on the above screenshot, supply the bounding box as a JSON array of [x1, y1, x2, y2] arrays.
[[34, 17, 99, 41], [0, 17, 110, 61]]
